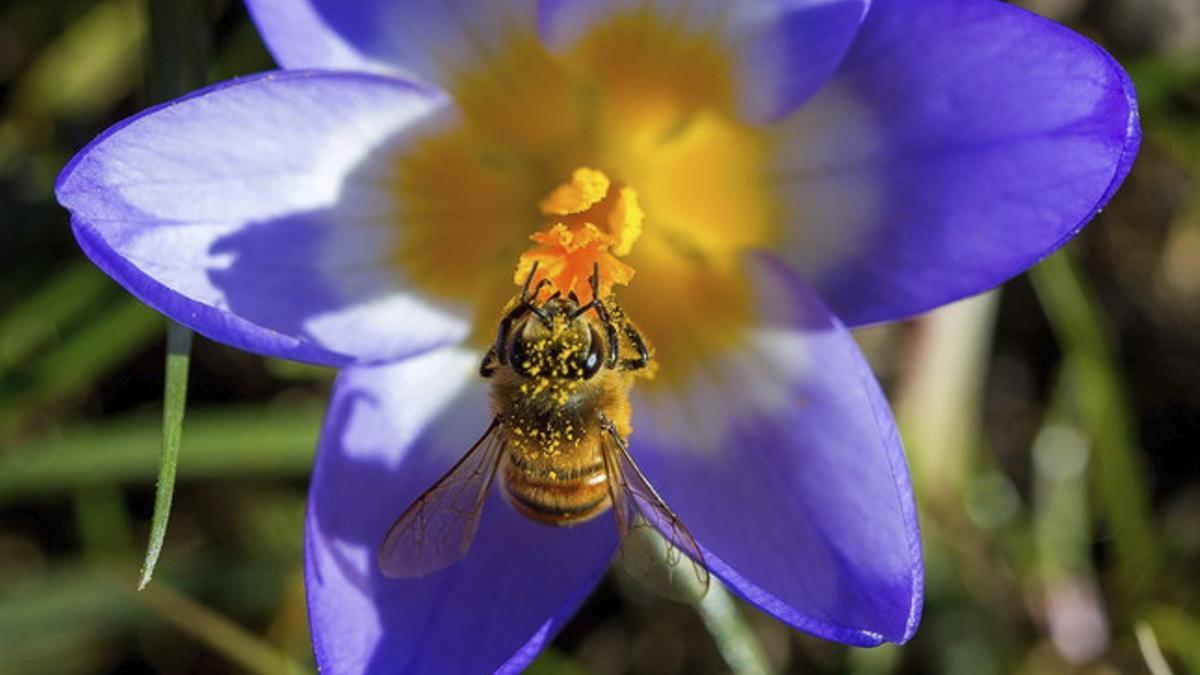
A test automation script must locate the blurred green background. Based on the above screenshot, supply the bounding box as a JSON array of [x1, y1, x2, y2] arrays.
[[1, 0, 1198, 673]]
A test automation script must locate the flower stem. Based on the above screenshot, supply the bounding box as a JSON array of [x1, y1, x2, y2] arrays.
[[658, 541, 775, 675], [692, 581, 776, 675]]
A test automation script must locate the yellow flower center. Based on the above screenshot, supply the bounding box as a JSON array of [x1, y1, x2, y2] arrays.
[[387, 9, 779, 390]]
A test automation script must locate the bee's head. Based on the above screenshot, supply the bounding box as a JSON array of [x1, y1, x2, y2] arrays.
[[509, 297, 605, 380]]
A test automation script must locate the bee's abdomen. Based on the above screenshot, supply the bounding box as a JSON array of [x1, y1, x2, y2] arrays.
[[500, 449, 611, 526]]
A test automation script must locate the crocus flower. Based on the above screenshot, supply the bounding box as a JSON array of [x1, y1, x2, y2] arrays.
[[56, 0, 1139, 672]]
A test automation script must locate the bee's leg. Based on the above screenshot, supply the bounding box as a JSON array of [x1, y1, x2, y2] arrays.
[[593, 301, 621, 369], [620, 323, 650, 371], [570, 264, 601, 320], [480, 347, 499, 377], [527, 279, 552, 302], [525, 279, 553, 326], [573, 263, 620, 368], [494, 270, 554, 365], [520, 262, 553, 307], [578, 262, 649, 371]]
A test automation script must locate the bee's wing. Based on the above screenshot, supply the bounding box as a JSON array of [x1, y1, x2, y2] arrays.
[[378, 418, 506, 579], [601, 427, 710, 599]]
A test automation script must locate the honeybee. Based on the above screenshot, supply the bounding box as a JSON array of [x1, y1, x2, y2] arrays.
[[378, 264, 708, 592]]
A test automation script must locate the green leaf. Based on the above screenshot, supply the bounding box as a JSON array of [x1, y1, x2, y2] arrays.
[[138, 321, 192, 589]]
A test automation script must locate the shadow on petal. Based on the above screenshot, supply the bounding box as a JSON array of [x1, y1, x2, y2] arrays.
[[204, 107, 478, 365], [58, 72, 474, 366]]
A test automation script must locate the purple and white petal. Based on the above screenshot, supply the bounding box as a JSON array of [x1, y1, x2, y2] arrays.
[[631, 256, 922, 645], [57, 71, 470, 366], [772, 0, 1139, 326], [308, 349, 616, 674], [246, 0, 537, 88], [538, 0, 871, 121]]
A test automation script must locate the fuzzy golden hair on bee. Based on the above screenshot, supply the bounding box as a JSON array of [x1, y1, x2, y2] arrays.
[[379, 263, 707, 596]]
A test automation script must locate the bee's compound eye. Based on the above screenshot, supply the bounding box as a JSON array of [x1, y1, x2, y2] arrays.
[[581, 324, 605, 379], [509, 336, 532, 376]]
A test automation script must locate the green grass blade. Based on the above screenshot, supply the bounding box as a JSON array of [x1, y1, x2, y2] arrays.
[[0, 562, 311, 675], [0, 262, 113, 368], [138, 322, 191, 590], [146, 0, 208, 103], [74, 486, 137, 564], [136, 0, 207, 591], [1030, 250, 1160, 607], [0, 404, 322, 504], [7, 0, 145, 121], [129, 578, 313, 675], [28, 296, 162, 400], [525, 650, 590, 675], [1145, 605, 1200, 673], [0, 295, 164, 433]]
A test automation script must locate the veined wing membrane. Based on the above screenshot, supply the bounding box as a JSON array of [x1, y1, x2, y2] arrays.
[[601, 423, 710, 599], [378, 418, 506, 578]]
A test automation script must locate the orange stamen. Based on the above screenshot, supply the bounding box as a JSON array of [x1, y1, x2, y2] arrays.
[[515, 168, 644, 304]]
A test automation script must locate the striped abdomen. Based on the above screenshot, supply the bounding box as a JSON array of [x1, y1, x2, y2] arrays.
[[499, 436, 612, 526]]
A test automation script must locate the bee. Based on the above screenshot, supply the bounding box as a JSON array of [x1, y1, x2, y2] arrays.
[[378, 264, 708, 592]]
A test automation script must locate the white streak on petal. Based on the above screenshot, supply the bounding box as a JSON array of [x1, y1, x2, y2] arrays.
[[768, 82, 884, 281]]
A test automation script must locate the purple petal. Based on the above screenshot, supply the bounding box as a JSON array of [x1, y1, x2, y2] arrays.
[[245, 0, 536, 87], [772, 0, 1140, 326], [57, 71, 471, 366], [308, 349, 617, 674], [537, 0, 870, 121], [631, 256, 922, 645]]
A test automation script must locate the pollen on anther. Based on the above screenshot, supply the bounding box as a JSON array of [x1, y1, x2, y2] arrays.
[[514, 167, 644, 304], [538, 167, 610, 216]]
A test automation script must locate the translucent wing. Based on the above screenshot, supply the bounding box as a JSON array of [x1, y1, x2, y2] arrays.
[[600, 423, 710, 599], [378, 418, 506, 578]]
